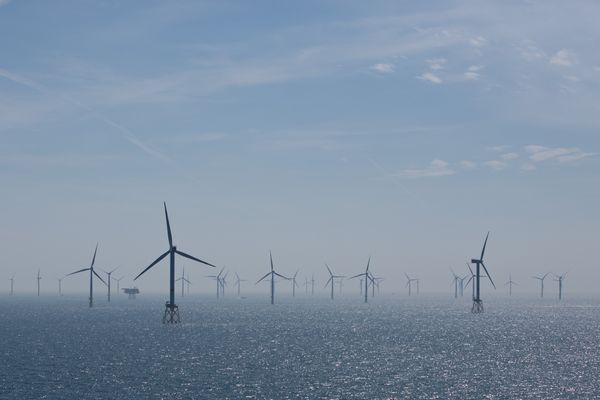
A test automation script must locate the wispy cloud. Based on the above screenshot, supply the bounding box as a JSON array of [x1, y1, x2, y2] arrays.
[[524, 145, 594, 163], [371, 63, 395, 74], [550, 49, 577, 67], [418, 72, 442, 84], [500, 152, 519, 160], [394, 159, 455, 178], [460, 160, 476, 169], [484, 160, 508, 170], [464, 65, 483, 81]]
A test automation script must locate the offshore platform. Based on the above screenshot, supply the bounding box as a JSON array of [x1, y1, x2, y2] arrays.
[[123, 287, 140, 299]]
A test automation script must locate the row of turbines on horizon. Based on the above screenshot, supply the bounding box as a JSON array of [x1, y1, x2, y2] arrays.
[[5, 204, 571, 322]]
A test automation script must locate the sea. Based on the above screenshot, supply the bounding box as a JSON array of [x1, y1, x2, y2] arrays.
[[1, 294, 599, 399]]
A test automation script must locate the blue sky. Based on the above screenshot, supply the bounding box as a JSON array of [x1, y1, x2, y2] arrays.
[[1, 0, 599, 296]]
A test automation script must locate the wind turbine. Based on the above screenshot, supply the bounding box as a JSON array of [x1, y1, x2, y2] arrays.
[[470, 232, 496, 313], [101, 266, 119, 302], [134, 202, 216, 323], [459, 275, 468, 297], [113, 276, 124, 294], [234, 273, 246, 297], [65, 244, 107, 308], [310, 274, 315, 296], [349, 257, 372, 303], [505, 274, 517, 296], [303, 277, 309, 294], [220, 271, 229, 297], [554, 272, 567, 300], [533, 273, 550, 298], [9, 275, 14, 296], [451, 268, 460, 298], [256, 251, 290, 304], [57, 278, 62, 296], [290, 270, 300, 297], [186, 271, 191, 296], [206, 267, 225, 298], [176, 267, 191, 297], [36, 269, 41, 296], [405, 273, 417, 296], [325, 264, 344, 300]]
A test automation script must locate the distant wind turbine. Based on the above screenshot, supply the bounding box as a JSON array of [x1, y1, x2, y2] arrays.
[[325, 264, 344, 300], [349, 257, 372, 303], [505, 274, 517, 296], [451, 268, 460, 298], [100, 266, 119, 302], [220, 271, 229, 297], [469, 232, 496, 313], [9, 275, 14, 296], [533, 273, 550, 298], [206, 267, 225, 298], [234, 273, 246, 297], [405, 273, 418, 296], [310, 274, 315, 296], [134, 202, 216, 323], [37, 269, 41, 296], [303, 277, 309, 294], [57, 278, 62, 296], [291, 270, 300, 297], [176, 266, 191, 297], [65, 244, 107, 307], [256, 251, 290, 304], [113, 275, 124, 293], [554, 272, 567, 300]]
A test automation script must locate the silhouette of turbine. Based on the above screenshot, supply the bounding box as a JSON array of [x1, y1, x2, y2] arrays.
[[256, 251, 290, 304], [469, 232, 496, 313], [303, 277, 310, 295], [113, 275, 124, 294], [405, 273, 418, 296], [36, 269, 41, 296], [176, 266, 191, 297], [66, 244, 107, 307], [505, 274, 517, 296], [57, 278, 62, 296], [9, 275, 14, 296], [554, 272, 567, 300], [349, 257, 372, 303], [134, 203, 216, 323], [234, 272, 247, 297], [291, 270, 300, 297], [533, 273, 550, 298], [451, 268, 460, 298], [100, 266, 119, 302], [206, 267, 225, 298], [325, 264, 345, 300]]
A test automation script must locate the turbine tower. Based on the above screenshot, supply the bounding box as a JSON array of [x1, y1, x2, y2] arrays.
[[349, 257, 372, 303], [101, 267, 119, 302], [65, 244, 107, 308], [470, 232, 496, 313], [206, 267, 225, 298], [134, 202, 216, 323], [9, 275, 14, 296], [451, 268, 460, 298], [325, 264, 344, 300], [220, 271, 229, 297], [256, 251, 290, 304], [533, 273, 550, 298], [234, 273, 246, 297], [36, 269, 41, 296], [303, 277, 309, 295], [554, 272, 567, 300], [176, 267, 191, 297], [113, 276, 124, 294], [291, 270, 300, 297], [57, 278, 62, 296], [405, 273, 417, 296], [505, 274, 517, 296], [310, 274, 315, 296]]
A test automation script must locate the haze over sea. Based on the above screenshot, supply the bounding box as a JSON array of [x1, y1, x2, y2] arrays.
[[2, 295, 599, 399]]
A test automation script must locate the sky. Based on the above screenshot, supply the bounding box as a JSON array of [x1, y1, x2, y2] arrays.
[[1, 0, 599, 297]]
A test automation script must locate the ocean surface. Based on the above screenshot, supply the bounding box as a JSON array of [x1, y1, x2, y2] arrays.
[[1, 294, 600, 399]]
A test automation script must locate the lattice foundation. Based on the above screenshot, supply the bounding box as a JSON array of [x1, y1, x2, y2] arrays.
[[163, 303, 180, 324], [471, 299, 484, 313]]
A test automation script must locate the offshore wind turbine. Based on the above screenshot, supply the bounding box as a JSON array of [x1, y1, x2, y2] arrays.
[[255, 251, 290, 304], [505, 274, 517, 296], [134, 202, 216, 323], [36, 269, 41, 296], [533, 273, 550, 298], [469, 232, 496, 313], [113, 275, 124, 293], [176, 267, 191, 297], [101, 267, 119, 302], [65, 244, 107, 308], [57, 278, 62, 296], [310, 274, 315, 296], [554, 272, 567, 300], [220, 271, 229, 297], [349, 257, 372, 303], [186, 271, 191, 296], [9, 275, 14, 296], [303, 277, 309, 294], [234, 273, 246, 297], [451, 268, 460, 298], [405, 273, 417, 296], [325, 264, 344, 300], [291, 270, 300, 297], [206, 267, 225, 298]]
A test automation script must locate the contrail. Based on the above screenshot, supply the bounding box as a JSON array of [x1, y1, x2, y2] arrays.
[[0, 67, 171, 163]]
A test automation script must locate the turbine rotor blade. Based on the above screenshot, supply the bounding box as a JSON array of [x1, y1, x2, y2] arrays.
[[91, 243, 99, 268], [175, 250, 217, 268], [93, 270, 108, 286], [255, 272, 271, 284], [134, 250, 170, 280], [480, 231, 489, 260], [164, 202, 173, 248], [66, 268, 90, 277], [480, 261, 496, 289], [325, 263, 333, 276], [324, 277, 332, 287], [274, 272, 290, 280], [349, 273, 363, 280]]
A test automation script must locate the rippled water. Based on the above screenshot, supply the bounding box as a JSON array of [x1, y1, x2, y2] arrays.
[[1, 295, 600, 399]]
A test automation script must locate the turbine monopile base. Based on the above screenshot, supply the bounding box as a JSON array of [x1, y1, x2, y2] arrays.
[[471, 299, 484, 313], [163, 303, 180, 324]]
